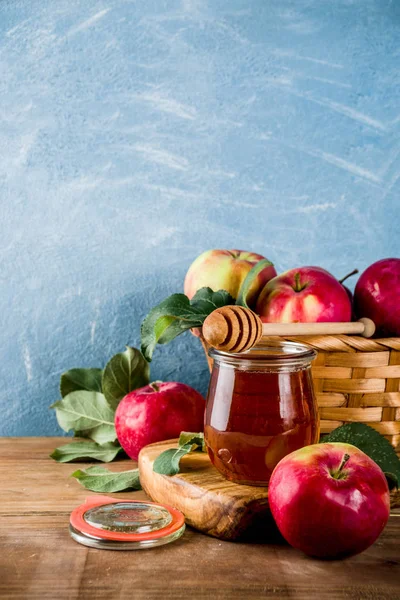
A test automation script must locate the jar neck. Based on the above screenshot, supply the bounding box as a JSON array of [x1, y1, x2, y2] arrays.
[[209, 340, 317, 372]]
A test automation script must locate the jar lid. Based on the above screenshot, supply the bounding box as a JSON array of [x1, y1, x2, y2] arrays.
[[69, 495, 185, 550]]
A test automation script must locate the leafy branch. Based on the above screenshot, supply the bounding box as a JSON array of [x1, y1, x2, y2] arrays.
[[50, 346, 149, 462], [141, 288, 235, 361]]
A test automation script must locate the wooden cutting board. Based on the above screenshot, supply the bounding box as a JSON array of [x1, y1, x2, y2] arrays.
[[138, 439, 276, 541], [139, 439, 400, 541]]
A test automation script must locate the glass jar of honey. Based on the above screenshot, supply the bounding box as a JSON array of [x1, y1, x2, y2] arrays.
[[204, 341, 319, 486]]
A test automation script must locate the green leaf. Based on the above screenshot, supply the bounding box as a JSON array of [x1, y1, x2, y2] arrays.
[[141, 294, 203, 362], [141, 287, 234, 361], [153, 444, 193, 476], [60, 368, 103, 397], [102, 347, 150, 409], [324, 423, 400, 490], [190, 287, 235, 314], [236, 259, 274, 309], [50, 441, 123, 463], [178, 431, 206, 452], [153, 432, 206, 476], [51, 391, 117, 444], [71, 465, 141, 492]]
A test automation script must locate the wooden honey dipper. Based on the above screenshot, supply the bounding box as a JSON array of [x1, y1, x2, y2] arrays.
[[202, 305, 376, 353]]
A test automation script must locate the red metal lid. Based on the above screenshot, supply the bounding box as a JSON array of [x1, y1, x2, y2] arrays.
[[69, 495, 185, 549]]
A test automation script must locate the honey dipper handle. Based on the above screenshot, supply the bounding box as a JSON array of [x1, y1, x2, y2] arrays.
[[261, 318, 375, 338]]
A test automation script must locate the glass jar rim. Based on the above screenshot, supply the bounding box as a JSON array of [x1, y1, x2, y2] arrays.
[[208, 340, 317, 369]]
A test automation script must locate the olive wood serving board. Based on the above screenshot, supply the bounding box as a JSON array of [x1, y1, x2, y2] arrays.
[[139, 439, 274, 541], [138, 439, 400, 542]]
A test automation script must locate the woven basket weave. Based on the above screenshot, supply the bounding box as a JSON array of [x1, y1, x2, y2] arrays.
[[199, 333, 400, 457]]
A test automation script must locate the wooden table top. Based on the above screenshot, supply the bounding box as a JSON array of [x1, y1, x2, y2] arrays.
[[1, 438, 399, 600]]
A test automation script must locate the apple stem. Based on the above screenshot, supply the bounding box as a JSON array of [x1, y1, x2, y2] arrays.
[[338, 453, 350, 473], [149, 381, 163, 392], [339, 269, 359, 284], [330, 453, 351, 480], [294, 272, 306, 293]]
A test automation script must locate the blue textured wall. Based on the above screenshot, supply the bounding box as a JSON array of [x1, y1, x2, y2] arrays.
[[1, 1, 399, 435]]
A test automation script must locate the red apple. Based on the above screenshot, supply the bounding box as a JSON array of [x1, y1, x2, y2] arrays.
[[115, 382, 205, 460], [269, 443, 390, 559], [354, 258, 400, 336], [184, 249, 276, 307], [255, 266, 352, 323]]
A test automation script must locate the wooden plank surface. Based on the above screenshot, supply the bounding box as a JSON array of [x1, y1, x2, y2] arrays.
[[1, 438, 400, 600]]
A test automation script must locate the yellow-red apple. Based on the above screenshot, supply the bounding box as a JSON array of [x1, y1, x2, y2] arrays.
[[255, 266, 351, 322], [184, 249, 276, 306]]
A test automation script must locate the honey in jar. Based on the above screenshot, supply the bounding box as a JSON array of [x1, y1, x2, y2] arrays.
[[204, 341, 319, 486]]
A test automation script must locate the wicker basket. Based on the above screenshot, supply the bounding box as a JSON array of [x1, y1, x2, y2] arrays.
[[199, 333, 400, 457]]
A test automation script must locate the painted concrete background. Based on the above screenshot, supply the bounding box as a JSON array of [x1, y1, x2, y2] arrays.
[[1, 1, 399, 435]]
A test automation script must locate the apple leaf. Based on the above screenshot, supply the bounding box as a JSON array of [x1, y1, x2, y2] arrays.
[[50, 440, 123, 463], [178, 431, 206, 452], [153, 432, 205, 476], [190, 288, 236, 314], [102, 347, 150, 409], [71, 465, 141, 492], [153, 445, 193, 476], [141, 287, 234, 361], [324, 423, 400, 490], [51, 391, 117, 444], [60, 368, 103, 397], [236, 259, 274, 309]]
